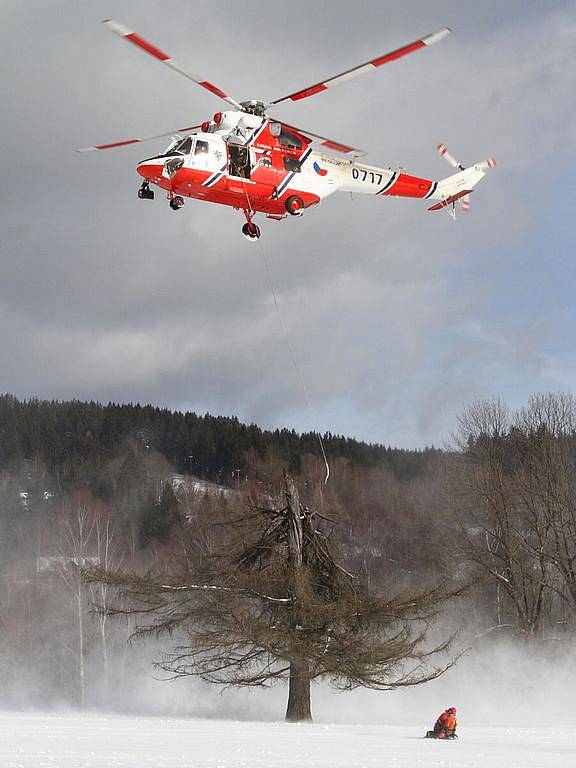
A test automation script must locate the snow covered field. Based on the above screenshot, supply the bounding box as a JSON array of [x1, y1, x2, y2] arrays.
[[1, 712, 574, 768]]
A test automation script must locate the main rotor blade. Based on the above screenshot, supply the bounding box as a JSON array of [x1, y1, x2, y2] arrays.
[[282, 122, 365, 157], [270, 28, 451, 106], [102, 19, 242, 109], [76, 124, 202, 153]]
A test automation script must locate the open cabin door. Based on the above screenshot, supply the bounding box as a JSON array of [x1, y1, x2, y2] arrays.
[[227, 144, 251, 180], [225, 141, 277, 201]]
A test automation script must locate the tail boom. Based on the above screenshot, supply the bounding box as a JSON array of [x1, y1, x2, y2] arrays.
[[337, 156, 493, 210], [339, 162, 440, 199]]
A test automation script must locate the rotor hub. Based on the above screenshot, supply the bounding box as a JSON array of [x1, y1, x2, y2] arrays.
[[239, 100, 268, 116]]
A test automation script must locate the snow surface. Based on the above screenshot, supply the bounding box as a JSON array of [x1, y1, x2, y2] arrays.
[[1, 712, 574, 768]]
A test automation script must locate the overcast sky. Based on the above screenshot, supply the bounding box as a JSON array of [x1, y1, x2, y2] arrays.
[[1, 1, 575, 448]]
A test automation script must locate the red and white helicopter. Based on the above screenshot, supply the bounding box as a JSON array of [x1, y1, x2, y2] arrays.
[[79, 20, 495, 241]]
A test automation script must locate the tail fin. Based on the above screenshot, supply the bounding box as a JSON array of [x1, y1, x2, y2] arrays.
[[435, 163, 490, 201]]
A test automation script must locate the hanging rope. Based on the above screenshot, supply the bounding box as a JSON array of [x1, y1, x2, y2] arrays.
[[260, 249, 330, 485]]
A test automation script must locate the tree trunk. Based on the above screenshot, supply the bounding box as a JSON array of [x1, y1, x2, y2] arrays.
[[100, 612, 109, 705], [285, 472, 303, 571], [77, 577, 85, 708], [285, 661, 312, 722], [284, 473, 312, 721]]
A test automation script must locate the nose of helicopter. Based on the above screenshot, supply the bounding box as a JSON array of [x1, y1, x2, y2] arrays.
[[137, 159, 165, 185]]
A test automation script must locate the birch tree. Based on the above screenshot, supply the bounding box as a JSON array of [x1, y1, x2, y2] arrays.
[[56, 506, 96, 707]]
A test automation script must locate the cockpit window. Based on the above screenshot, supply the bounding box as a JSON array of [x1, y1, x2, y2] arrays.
[[173, 137, 193, 155], [195, 140, 209, 155], [279, 128, 303, 150]]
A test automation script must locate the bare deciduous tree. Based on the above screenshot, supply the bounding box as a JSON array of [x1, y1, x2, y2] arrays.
[[450, 394, 576, 639], [56, 506, 97, 707], [88, 472, 457, 721]]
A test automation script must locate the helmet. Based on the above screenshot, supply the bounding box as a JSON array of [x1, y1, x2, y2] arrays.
[[447, 707, 456, 715]]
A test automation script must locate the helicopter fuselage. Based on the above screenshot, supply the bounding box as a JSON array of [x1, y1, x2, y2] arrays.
[[136, 112, 442, 219]]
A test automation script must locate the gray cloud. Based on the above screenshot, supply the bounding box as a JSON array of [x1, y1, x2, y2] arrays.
[[1, 1, 575, 447]]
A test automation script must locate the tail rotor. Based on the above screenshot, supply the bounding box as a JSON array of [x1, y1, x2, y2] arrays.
[[437, 143, 464, 171], [436, 143, 495, 214], [478, 157, 497, 171]]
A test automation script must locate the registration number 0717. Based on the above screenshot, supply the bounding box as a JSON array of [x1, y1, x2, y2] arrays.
[[351, 167, 383, 185]]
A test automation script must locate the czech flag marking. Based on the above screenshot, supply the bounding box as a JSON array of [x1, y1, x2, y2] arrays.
[[313, 162, 328, 177]]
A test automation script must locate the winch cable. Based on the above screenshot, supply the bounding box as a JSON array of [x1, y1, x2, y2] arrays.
[[260, 248, 330, 486]]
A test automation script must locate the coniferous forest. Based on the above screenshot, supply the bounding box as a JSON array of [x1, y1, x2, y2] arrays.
[[0, 394, 437, 483]]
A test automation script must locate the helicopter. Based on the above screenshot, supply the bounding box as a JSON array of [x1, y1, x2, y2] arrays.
[[78, 20, 495, 241]]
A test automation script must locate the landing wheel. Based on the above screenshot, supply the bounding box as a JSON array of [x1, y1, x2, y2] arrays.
[[169, 195, 185, 211], [285, 195, 304, 216], [242, 222, 261, 241], [138, 181, 155, 200]]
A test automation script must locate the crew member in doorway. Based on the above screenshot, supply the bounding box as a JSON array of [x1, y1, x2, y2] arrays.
[[229, 145, 250, 179]]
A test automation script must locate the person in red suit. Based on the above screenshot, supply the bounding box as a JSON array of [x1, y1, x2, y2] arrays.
[[426, 707, 457, 739]]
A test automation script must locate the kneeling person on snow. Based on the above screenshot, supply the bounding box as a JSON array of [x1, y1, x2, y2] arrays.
[[427, 707, 457, 739]]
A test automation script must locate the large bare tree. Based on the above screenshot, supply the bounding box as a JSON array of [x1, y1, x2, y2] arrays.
[[514, 394, 576, 621], [89, 473, 456, 721], [450, 394, 576, 639]]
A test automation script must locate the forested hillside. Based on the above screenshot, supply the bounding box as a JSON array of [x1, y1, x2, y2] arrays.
[[1, 392, 576, 714], [0, 393, 444, 711], [0, 394, 438, 484]]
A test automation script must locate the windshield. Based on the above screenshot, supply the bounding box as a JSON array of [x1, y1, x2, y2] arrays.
[[279, 128, 303, 150], [172, 137, 193, 155]]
